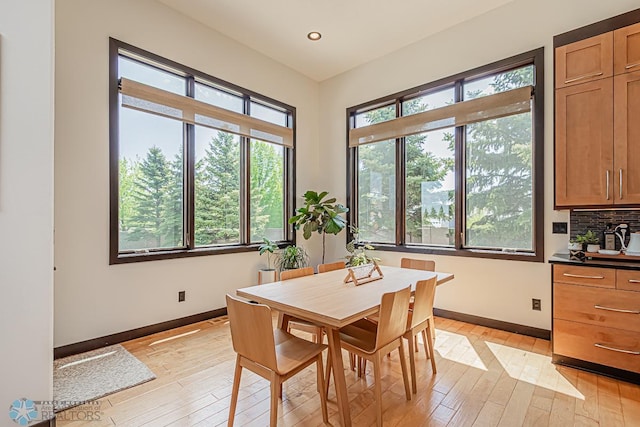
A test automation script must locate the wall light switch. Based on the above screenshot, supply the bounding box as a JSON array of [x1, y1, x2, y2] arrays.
[[552, 222, 568, 234]]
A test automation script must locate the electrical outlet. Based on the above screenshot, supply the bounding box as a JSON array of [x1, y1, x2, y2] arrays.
[[532, 298, 541, 311], [178, 291, 185, 302]]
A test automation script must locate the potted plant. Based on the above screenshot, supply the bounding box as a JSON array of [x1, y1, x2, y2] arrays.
[[275, 245, 309, 272], [289, 190, 349, 264], [576, 230, 600, 253], [345, 226, 379, 267], [257, 238, 278, 284]]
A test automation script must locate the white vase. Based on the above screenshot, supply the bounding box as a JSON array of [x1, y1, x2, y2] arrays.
[[258, 269, 277, 285], [587, 244, 600, 253]]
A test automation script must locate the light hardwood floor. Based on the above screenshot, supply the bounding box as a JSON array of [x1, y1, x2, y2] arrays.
[[56, 316, 640, 426]]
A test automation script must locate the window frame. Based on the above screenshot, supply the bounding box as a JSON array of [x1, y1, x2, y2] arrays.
[[346, 48, 544, 262], [109, 38, 296, 264]]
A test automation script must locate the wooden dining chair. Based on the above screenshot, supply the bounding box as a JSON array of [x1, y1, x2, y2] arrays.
[[317, 260, 346, 273], [279, 267, 323, 343], [226, 295, 328, 427], [404, 277, 438, 393], [279, 266, 314, 281], [327, 286, 412, 426], [400, 257, 435, 272]]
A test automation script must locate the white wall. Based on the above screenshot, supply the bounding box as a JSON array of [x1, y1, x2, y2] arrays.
[[0, 0, 55, 421], [319, 0, 640, 330], [54, 0, 320, 346]]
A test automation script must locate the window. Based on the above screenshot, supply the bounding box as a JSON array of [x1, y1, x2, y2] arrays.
[[347, 49, 544, 261], [110, 39, 295, 263]]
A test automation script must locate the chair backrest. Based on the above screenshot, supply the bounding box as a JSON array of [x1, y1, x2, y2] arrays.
[[318, 261, 346, 273], [225, 294, 277, 371], [280, 266, 314, 281], [410, 277, 437, 330], [401, 257, 435, 272], [375, 286, 411, 348]]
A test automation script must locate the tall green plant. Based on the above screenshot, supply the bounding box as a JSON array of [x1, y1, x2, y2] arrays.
[[288, 190, 349, 263]]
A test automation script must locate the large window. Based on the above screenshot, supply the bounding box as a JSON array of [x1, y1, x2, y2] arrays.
[[347, 49, 544, 261], [110, 39, 294, 263]]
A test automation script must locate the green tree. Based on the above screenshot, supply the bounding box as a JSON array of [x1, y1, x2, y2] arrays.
[[129, 146, 171, 248], [119, 157, 139, 233], [195, 131, 240, 245], [464, 66, 534, 249], [160, 146, 184, 247], [250, 140, 283, 241]]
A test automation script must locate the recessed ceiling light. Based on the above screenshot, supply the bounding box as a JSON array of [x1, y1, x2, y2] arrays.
[[307, 32, 322, 41]]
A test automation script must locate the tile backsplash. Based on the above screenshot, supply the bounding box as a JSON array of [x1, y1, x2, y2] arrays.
[[570, 210, 640, 248]]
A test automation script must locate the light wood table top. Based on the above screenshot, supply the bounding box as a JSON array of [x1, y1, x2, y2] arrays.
[[236, 265, 454, 427], [237, 265, 453, 329]]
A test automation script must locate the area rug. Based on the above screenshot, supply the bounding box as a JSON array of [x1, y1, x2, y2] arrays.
[[53, 344, 155, 412]]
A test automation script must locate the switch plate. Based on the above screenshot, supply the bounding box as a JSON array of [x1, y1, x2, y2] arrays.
[[178, 291, 185, 302], [552, 222, 568, 234]]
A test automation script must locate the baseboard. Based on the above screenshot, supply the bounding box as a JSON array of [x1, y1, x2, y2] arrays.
[[553, 354, 640, 385], [54, 307, 227, 359], [433, 308, 551, 340]]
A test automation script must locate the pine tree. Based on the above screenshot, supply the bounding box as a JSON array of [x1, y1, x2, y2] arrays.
[[160, 146, 184, 247], [250, 140, 283, 241], [129, 146, 171, 248]]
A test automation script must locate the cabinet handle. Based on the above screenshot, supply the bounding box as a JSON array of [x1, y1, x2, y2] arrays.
[[625, 62, 640, 70], [620, 169, 623, 200], [629, 279, 640, 284], [564, 71, 603, 84], [594, 304, 640, 314], [594, 343, 640, 355], [563, 273, 604, 279], [606, 170, 610, 200]]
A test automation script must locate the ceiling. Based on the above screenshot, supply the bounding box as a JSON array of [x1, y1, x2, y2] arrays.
[[156, 0, 515, 82]]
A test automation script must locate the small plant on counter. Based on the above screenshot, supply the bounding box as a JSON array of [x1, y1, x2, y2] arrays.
[[575, 230, 599, 245], [275, 245, 309, 271]]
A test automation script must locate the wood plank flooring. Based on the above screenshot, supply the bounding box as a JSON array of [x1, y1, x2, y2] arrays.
[[56, 316, 640, 426]]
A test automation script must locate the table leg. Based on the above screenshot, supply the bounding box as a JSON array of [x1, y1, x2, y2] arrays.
[[326, 327, 351, 427], [277, 312, 292, 330]]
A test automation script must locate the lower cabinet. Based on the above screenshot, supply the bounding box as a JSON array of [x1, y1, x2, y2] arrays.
[[552, 264, 640, 377]]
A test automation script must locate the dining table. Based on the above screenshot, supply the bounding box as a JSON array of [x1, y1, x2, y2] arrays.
[[236, 264, 454, 427]]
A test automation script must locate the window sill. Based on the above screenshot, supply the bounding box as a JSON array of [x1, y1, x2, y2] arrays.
[[371, 244, 543, 263], [110, 242, 292, 265]]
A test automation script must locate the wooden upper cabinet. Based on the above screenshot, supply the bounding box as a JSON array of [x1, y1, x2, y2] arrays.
[[555, 79, 614, 208], [614, 22, 640, 74], [556, 32, 613, 89], [614, 70, 640, 204]]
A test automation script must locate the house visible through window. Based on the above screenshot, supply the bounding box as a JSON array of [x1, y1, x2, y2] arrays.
[[110, 39, 294, 263], [347, 48, 544, 261]]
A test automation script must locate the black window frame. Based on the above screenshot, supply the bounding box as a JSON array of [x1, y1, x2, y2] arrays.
[[109, 38, 296, 264], [346, 48, 544, 262]]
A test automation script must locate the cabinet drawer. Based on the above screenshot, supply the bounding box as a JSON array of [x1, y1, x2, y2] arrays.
[[554, 282, 640, 331], [553, 264, 615, 288], [617, 269, 640, 292], [554, 319, 640, 374]]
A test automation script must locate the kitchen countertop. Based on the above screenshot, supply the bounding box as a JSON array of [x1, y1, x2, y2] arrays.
[[550, 252, 640, 270]]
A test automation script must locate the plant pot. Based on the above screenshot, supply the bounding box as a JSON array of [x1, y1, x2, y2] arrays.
[[568, 242, 582, 251], [586, 244, 601, 253], [258, 269, 277, 285]]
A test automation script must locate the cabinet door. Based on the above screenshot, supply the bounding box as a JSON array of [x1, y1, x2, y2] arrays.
[[614, 70, 640, 204], [614, 22, 640, 75], [555, 79, 614, 207], [556, 32, 613, 89]]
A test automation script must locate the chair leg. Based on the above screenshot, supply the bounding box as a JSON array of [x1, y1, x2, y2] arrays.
[[398, 341, 412, 401], [425, 324, 437, 374], [270, 373, 280, 427], [373, 353, 383, 427], [228, 355, 242, 427], [316, 354, 329, 423], [414, 335, 419, 352], [324, 351, 332, 399], [407, 333, 417, 394], [349, 352, 356, 371]]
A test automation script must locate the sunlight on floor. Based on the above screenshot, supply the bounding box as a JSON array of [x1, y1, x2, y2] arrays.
[[58, 351, 117, 369], [149, 329, 201, 346], [432, 329, 488, 371], [486, 341, 585, 399]]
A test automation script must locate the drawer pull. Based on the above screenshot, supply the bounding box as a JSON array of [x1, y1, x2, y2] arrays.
[[628, 279, 640, 284], [625, 62, 640, 70], [563, 273, 605, 279], [594, 343, 640, 355], [594, 305, 640, 314], [564, 71, 603, 84]]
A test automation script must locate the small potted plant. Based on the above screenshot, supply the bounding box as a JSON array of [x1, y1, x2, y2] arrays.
[[345, 226, 380, 267], [576, 230, 601, 253], [257, 238, 278, 284], [275, 245, 309, 273]]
